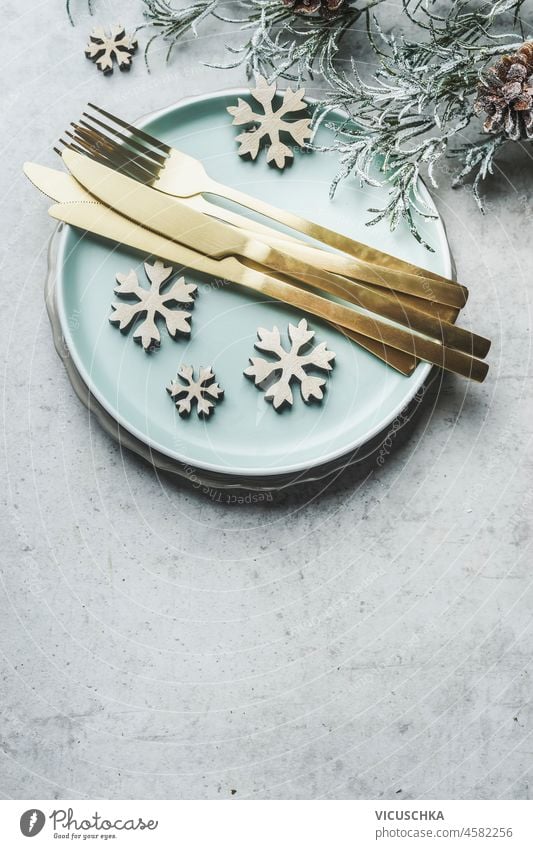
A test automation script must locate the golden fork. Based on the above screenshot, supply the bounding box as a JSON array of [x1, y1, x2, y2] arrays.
[[57, 104, 467, 308], [68, 119, 464, 313], [63, 119, 466, 373], [23, 162, 488, 382], [61, 149, 490, 362], [64, 120, 465, 326]]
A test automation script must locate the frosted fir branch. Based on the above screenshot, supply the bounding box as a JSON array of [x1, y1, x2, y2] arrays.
[[210, 0, 381, 82], [141, 0, 221, 66], [449, 134, 508, 207], [313, 0, 532, 249], [141, 0, 383, 81]]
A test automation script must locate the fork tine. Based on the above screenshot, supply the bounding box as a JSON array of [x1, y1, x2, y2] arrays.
[[71, 121, 161, 179], [81, 113, 167, 167], [95, 148, 156, 185], [60, 138, 93, 159], [76, 136, 159, 183], [66, 129, 112, 163], [67, 129, 157, 185], [55, 138, 75, 157], [64, 131, 109, 164], [71, 123, 116, 156], [75, 120, 162, 179], [86, 102, 172, 155]]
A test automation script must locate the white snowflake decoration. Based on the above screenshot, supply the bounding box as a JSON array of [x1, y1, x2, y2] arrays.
[[244, 319, 336, 410], [110, 260, 197, 351], [227, 75, 312, 169], [167, 366, 224, 418], [85, 25, 138, 75]]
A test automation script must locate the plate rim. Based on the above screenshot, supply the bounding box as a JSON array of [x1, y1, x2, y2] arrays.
[[53, 88, 451, 479]]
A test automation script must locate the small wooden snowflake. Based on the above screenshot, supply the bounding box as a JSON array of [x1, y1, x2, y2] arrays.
[[244, 319, 336, 410], [109, 260, 197, 351], [227, 75, 312, 169], [167, 366, 224, 419], [85, 24, 138, 75]]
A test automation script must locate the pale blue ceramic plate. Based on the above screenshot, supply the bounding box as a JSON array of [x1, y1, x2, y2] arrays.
[[55, 90, 451, 480]]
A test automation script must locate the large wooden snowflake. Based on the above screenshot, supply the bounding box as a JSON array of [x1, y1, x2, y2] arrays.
[[109, 260, 197, 351], [85, 25, 138, 75], [167, 366, 224, 418], [244, 319, 336, 410], [227, 75, 312, 169]]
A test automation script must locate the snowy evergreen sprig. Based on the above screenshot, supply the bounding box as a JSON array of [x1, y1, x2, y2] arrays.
[[141, 0, 221, 66], [313, 0, 531, 249], [66, 0, 532, 250], [209, 0, 380, 81], [141, 0, 382, 80]]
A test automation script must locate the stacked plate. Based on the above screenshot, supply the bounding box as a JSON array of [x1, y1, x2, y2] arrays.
[[44, 91, 453, 491]]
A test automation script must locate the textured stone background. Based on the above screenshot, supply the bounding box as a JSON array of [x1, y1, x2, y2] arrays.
[[1, 0, 532, 800]]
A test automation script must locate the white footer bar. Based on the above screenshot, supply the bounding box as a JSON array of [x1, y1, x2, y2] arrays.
[[1, 800, 531, 848]]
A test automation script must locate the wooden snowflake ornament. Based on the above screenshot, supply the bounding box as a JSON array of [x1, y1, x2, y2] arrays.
[[227, 75, 312, 169], [244, 319, 335, 410], [85, 25, 138, 75], [110, 260, 197, 351], [167, 366, 224, 418]]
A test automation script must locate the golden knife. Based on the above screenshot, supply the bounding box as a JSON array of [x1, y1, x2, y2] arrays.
[[61, 150, 489, 360], [184, 192, 461, 325], [24, 162, 416, 374], [24, 163, 488, 381], [69, 115, 463, 321], [62, 149, 467, 310], [76, 104, 467, 292]]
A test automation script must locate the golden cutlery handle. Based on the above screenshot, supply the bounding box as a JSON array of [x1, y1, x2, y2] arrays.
[[336, 329, 418, 376], [208, 178, 463, 293], [301, 254, 467, 309], [221, 258, 488, 383], [244, 259, 418, 376], [189, 194, 467, 310], [244, 243, 490, 360]]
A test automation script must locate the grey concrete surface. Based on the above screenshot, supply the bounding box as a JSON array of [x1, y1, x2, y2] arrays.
[[1, 0, 532, 800]]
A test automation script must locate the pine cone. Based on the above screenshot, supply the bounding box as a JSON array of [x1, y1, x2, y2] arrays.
[[282, 0, 344, 16], [475, 42, 533, 141]]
